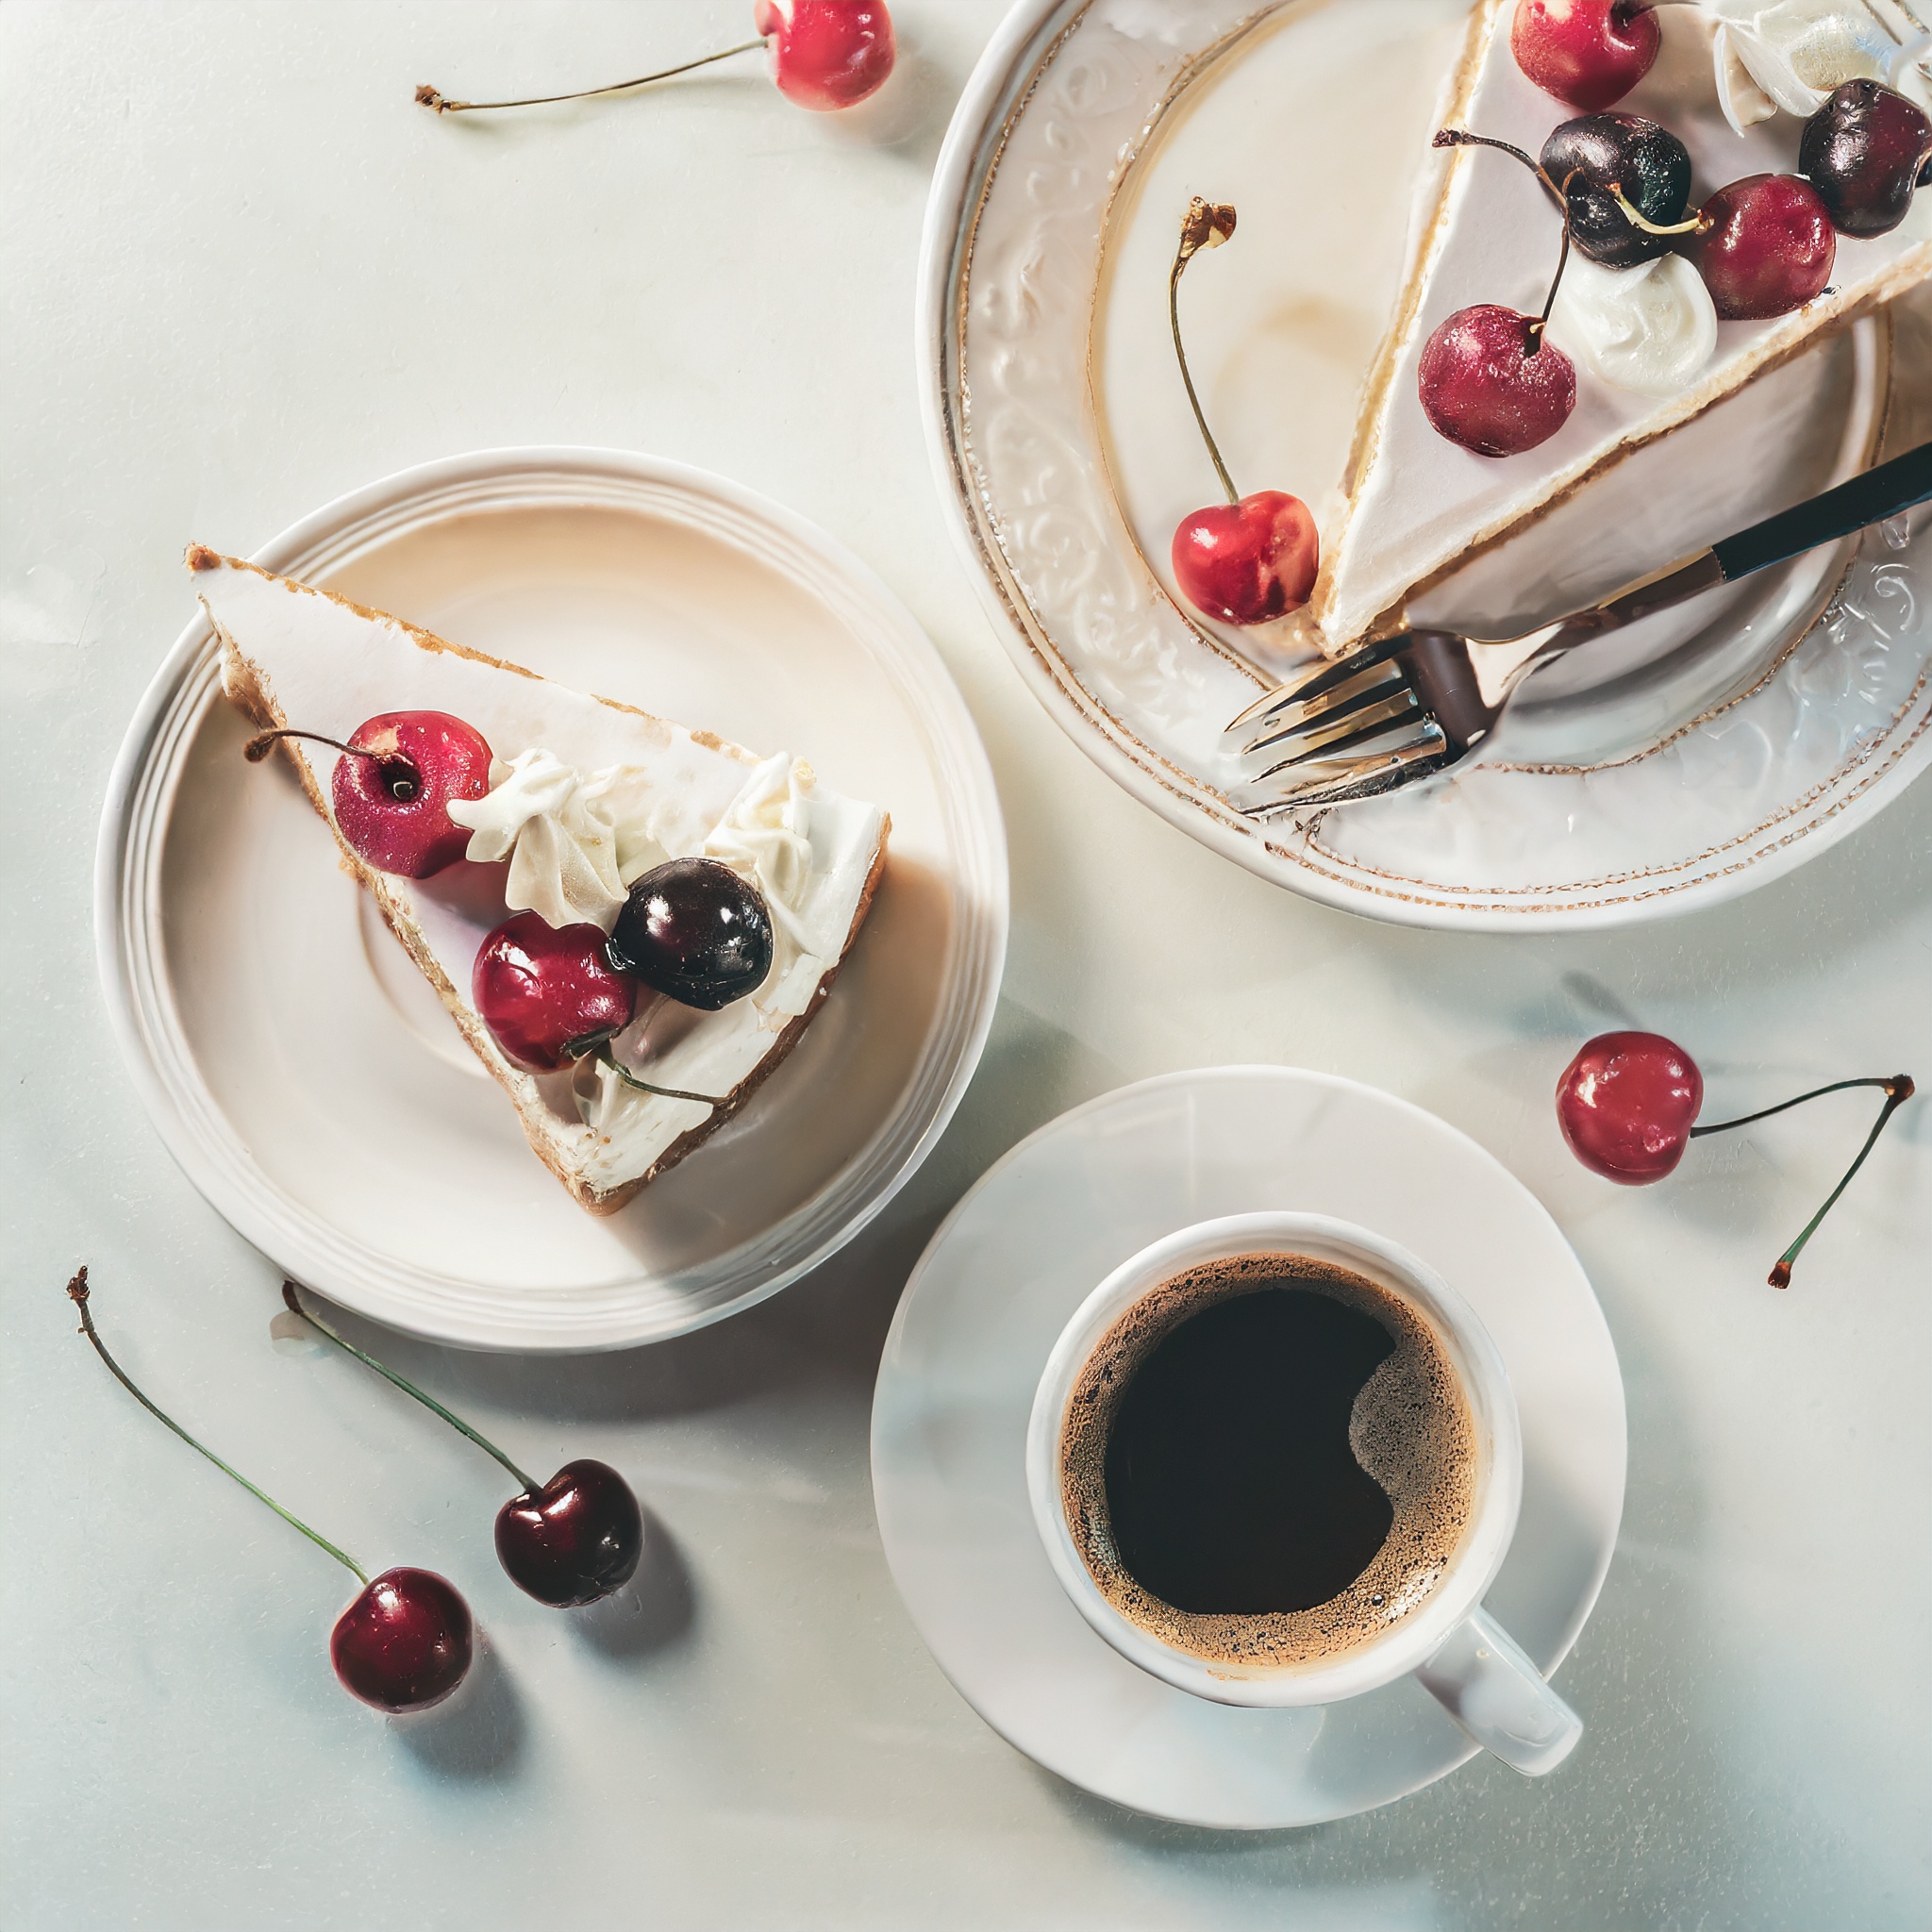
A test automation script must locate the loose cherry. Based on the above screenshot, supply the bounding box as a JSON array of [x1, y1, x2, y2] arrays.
[[1541, 113, 1690, 268], [607, 857, 776, 1011], [282, 1286, 645, 1609], [1511, 0, 1660, 112], [473, 911, 638, 1074], [1165, 199, 1320, 626], [1556, 1033, 1915, 1288], [1421, 133, 1581, 458], [417, 0, 892, 119], [1801, 81, 1932, 239], [246, 712, 492, 879], [65, 1267, 474, 1714]]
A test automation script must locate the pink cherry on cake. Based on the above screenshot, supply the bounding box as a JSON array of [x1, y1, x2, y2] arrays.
[[756, 0, 894, 110], [1690, 175, 1836, 320], [1172, 492, 1321, 626], [1510, 0, 1660, 112], [1419, 304, 1577, 458], [474, 912, 638, 1073]]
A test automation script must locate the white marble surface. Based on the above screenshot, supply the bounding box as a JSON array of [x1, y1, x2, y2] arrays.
[[5, 3, 1931, 1925]]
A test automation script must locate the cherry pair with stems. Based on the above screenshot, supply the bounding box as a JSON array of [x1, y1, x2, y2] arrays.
[[65, 1268, 641, 1714]]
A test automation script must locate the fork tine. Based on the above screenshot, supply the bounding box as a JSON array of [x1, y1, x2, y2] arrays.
[[1230, 727, 1449, 816], [1237, 658, 1414, 757], [1222, 636, 1409, 740], [1246, 691, 1424, 772]]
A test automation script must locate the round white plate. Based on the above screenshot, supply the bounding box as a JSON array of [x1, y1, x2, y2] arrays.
[[97, 449, 1007, 1352], [871, 1068, 1625, 1828], [921, 0, 1932, 930]]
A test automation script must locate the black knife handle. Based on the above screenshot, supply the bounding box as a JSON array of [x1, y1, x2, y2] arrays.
[[1713, 439, 1932, 582]]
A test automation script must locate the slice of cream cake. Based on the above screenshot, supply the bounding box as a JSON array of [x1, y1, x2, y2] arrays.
[[189, 547, 889, 1215]]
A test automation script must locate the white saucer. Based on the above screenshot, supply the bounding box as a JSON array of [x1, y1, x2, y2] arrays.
[[871, 1068, 1625, 1828], [97, 448, 1007, 1352]]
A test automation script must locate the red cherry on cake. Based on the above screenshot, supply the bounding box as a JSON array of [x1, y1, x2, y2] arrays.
[[473, 911, 638, 1073], [1511, 0, 1660, 112], [330, 1567, 475, 1713], [1420, 304, 1578, 458], [1172, 492, 1321, 627], [756, 0, 894, 110], [1557, 1030, 1704, 1182], [245, 710, 492, 879], [495, 1460, 645, 1607], [1691, 175, 1836, 320]]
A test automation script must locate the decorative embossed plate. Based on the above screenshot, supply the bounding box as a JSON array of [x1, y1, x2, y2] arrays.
[[920, 0, 1932, 929]]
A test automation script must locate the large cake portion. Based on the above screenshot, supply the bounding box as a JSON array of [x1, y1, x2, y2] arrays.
[[1297, 0, 1932, 657], [192, 549, 888, 1213]]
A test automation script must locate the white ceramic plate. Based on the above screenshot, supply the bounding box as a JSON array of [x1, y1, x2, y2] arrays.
[[872, 1068, 1625, 1828], [97, 449, 1007, 1352], [921, 0, 1932, 930]]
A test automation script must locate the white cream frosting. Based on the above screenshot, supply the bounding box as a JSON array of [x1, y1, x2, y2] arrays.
[[1695, 0, 1931, 133], [1548, 253, 1719, 397]]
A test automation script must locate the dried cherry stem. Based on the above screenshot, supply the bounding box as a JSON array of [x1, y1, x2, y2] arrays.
[[1690, 1074, 1917, 1289], [416, 39, 766, 114], [245, 728, 420, 799], [1608, 182, 1712, 238], [1170, 198, 1241, 506], [66, 1267, 368, 1583], [1431, 133, 1577, 357], [281, 1283, 537, 1494], [1529, 172, 1583, 356]]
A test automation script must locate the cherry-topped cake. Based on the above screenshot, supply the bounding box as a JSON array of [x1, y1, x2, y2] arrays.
[[189, 546, 889, 1214]]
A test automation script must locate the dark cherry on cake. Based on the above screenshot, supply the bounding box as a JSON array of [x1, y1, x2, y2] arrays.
[[1541, 113, 1690, 267], [1511, 0, 1660, 112], [1556, 1032, 1915, 1288], [1164, 198, 1320, 625], [246, 711, 491, 879], [417, 0, 892, 118], [608, 857, 776, 1012], [1801, 81, 1932, 239], [282, 1285, 645, 1609], [65, 1267, 473, 1713]]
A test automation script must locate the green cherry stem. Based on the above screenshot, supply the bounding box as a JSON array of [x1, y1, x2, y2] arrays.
[[281, 1283, 538, 1494], [1607, 182, 1712, 239], [1170, 198, 1241, 507], [68, 1267, 369, 1584], [577, 1038, 727, 1108], [416, 38, 767, 114], [1690, 1074, 1917, 1289]]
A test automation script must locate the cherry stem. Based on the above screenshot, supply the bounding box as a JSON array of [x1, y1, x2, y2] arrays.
[[416, 38, 766, 114], [582, 1039, 727, 1108], [1607, 182, 1711, 239], [1169, 198, 1241, 507], [281, 1283, 538, 1495], [1529, 172, 1583, 357], [245, 728, 420, 800], [1431, 133, 1577, 358], [66, 1267, 369, 1585], [1690, 1075, 1917, 1290]]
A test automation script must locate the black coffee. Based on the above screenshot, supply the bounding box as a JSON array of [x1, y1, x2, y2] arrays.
[[1058, 1253, 1476, 1670]]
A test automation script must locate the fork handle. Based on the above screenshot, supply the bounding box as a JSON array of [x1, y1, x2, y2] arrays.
[[1713, 437, 1932, 582]]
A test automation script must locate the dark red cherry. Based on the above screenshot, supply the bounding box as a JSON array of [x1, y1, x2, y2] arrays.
[[1692, 175, 1836, 321], [1172, 491, 1320, 626], [329, 1566, 474, 1713], [1419, 305, 1577, 458], [606, 858, 774, 1011], [331, 711, 492, 878], [1801, 81, 1932, 239], [473, 911, 638, 1071], [1556, 1031, 1703, 1183], [494, 1459, 644, 1607], [1511, 0, 1660, 112], [1541, 113, 1691, 268], [756, 0, 894, 110]]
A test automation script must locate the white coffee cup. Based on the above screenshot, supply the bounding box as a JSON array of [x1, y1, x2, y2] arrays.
[[1024, 1211, 1581, 1776]]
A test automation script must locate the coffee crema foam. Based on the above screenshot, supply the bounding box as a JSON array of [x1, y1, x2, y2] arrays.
[[1058, 1253, 1478, 1672]]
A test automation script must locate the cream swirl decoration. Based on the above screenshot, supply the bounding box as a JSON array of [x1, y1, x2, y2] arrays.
[[1693, 0, 1932, 133], [1548, 253, 1719, 397]]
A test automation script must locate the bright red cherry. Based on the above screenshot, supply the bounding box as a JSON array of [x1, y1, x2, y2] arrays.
[[1557, 1030, 1704, 1183], [330, 1568, 475, 1714], [1692, 175, 1836, 321], [1511, 0, 1660, 112], [495, 1460, 645, 1607], [245, 710, 492, 879], [473, 912, 638, 1072], [756, 0, 894, 110], [1419, 304, 1578, 458], [1172, 491, 1321, 626]]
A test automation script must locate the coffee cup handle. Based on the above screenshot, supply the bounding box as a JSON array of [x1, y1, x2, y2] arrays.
[[1412, 1606, 1583, 1776]]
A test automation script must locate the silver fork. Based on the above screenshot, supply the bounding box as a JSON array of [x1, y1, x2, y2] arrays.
[[1224, 437, 1932, 818]]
